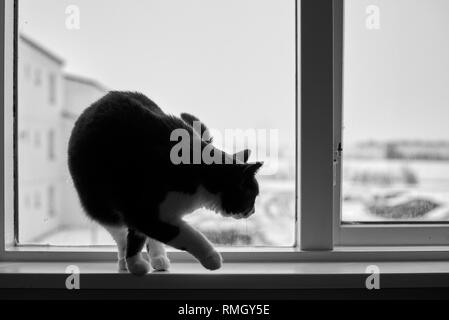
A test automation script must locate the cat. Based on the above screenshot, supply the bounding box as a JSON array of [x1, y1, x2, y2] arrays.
[[68, 91, 263, 275]]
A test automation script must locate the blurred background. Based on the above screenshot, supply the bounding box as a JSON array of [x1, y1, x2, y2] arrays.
[[343, 0, 449, 222], [17, 0, 296, 246]]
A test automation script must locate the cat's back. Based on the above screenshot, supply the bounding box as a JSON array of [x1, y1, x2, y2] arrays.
[[70, 91, 170, 149], [68, 91, 184, 178], [71, 91, 163, 136]]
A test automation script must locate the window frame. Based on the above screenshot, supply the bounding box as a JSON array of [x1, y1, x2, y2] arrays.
[[2, 0, 304, 261], [2, 0, 449, 264], [333, 0, 449, 247]]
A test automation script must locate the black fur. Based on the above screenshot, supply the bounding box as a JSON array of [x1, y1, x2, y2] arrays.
[[68, 91, 262, 245], [180, 113, 212, 143], [126, 229, 148, 258]]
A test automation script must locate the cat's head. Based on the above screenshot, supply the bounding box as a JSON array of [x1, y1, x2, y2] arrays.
[[181, 112, 264, 219], [219, 154, 263, 219], [202, 149, 263, 219]]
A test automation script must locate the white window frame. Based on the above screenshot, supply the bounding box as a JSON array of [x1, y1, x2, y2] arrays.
[[2, 0, 449, 264], [0, 0, 304, 262], [333, 0, 449, 247]]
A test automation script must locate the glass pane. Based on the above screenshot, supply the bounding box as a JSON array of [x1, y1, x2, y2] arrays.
[[343, 0, 449, 222], [17, 0, 296, 246]]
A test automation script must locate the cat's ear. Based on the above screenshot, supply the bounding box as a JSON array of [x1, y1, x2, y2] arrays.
[[233, 149, 251, 163], [242, 162, 264, 178], [180, 113, 212, 143]]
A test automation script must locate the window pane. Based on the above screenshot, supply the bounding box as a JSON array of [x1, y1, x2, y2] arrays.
[[48, 73, 57, 105], [17, 0, 297, 246], [343, 0, 449, 222]]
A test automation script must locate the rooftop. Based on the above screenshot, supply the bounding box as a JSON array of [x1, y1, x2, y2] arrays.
[[64, 73, 108, 92], [19, 34, 65, 66]]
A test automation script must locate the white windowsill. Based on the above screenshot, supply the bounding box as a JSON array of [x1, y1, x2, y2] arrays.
[[1, 261, 449, 290]]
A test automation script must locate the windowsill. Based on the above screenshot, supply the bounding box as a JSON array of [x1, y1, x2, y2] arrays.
[[1, 261, 449, 290]]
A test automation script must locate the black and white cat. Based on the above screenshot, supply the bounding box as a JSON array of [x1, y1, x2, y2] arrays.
[[68, 91, 263, 275]]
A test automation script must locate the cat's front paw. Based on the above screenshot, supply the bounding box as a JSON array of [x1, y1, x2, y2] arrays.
[[151, 255, 171, 271], [126, 254, 150, 276], [202, 251, 223, 271]]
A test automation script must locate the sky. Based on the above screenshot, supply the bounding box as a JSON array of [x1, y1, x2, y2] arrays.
[[19, 0, 449, 150], [18, 0, 296, 157], [344, 0, 449, 145]]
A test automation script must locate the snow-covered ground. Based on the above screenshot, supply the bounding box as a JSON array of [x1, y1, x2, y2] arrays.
[[342, 159, 449, 222]]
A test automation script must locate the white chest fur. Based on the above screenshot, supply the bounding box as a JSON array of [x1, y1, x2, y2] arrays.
[[158, 185, 222, 223]]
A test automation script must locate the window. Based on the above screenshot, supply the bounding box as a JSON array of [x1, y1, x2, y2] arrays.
[[33, 130, 40, 147], [33, 68, 41, 86], [47, 185, 56, 218], [335, 0, 449, 246], [14, 0, 297, 248], [33, 191, 41, 210], [4, 0, 448, 263], [19, 129, 28, 141], [48, 73, 56, 105], [47, 129, 55, 161]]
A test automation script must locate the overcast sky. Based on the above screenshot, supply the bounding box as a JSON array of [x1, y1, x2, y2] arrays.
[[344, 0, 449, 145], [19, 0, 449, 150], [19, 0, 296, 157]]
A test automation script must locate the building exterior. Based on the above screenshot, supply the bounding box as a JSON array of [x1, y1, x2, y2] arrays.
[[18, 35, 107, 243], [60, 74, 107, 229], [18, 35, 65, 242]]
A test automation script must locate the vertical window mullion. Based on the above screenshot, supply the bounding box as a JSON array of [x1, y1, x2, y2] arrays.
[[0, 0, 6, 256], [333, 0, 344, 246], [300, 0, 335, 251]]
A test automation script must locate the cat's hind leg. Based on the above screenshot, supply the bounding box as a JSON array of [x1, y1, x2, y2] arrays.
[[104, 225, 128, 272], [146, 238, 170, 271], [126, 229, 150, 275]]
